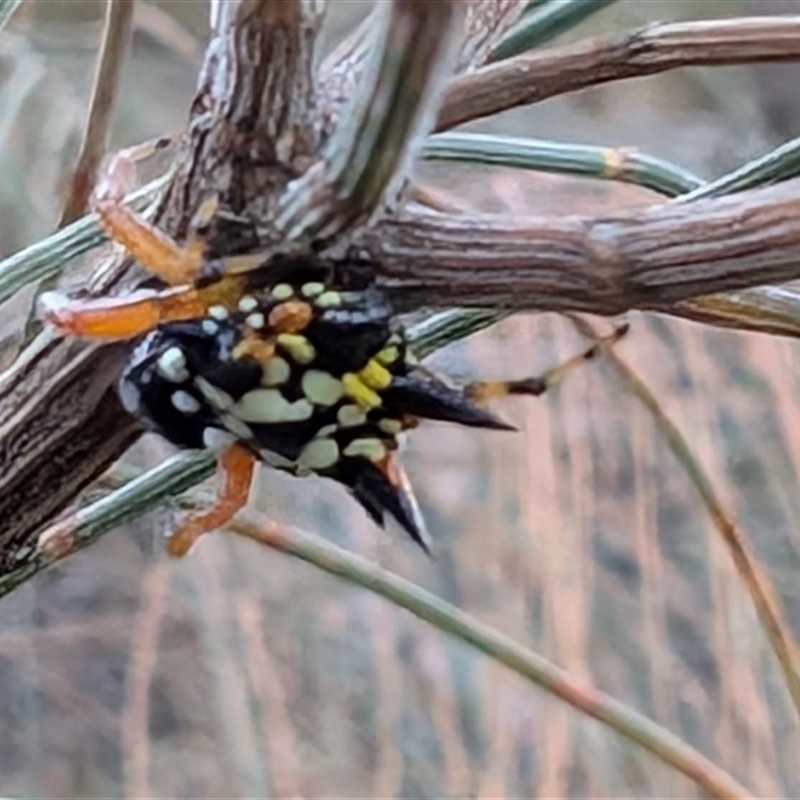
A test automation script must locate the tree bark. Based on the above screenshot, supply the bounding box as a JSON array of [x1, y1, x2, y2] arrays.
[[438, 16, 800, 131], [368, 178, 800, 314]]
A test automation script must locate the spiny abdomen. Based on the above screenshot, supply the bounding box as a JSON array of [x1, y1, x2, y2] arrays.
[[119, 280, 511, 549]]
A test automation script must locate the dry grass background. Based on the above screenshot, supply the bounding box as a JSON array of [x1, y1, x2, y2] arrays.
[[2, 0, 800, 797]]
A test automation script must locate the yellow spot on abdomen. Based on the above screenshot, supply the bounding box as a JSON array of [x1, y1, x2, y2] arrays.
[[358, 359, 391, 390], [277, 333, 316, 364], [376, 345, 399, 367], [342, 373, 381, 409]]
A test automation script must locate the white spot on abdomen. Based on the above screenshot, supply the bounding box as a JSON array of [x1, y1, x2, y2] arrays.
[[246, 312, 265, 330], [261, 356, 290, 387], [195, 377, 234, 411], [172, 390, 201, 414], [203, 427, 237, 452], [298, 438, 339, 471], [118, 378, 140, 415], [302, 370, 343, 406], [233, 389, 313, 423], [156, 347, 189, 383]]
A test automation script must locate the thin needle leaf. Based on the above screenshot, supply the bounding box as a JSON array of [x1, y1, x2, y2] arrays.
[[491, 0, 619, 61], [0, 0, 23, 34], [425, 132, 703, 197]]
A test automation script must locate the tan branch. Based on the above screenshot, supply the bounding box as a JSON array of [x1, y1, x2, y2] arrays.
[[59, 0, 135, 227], [0, 333, 140, 572], [674, 288, 800, 339], [318, 0, 526, 137], [456, 0, 528, 71], [364, 179, 800, 314], [160, 0, 323, 231], [275, 0, 464, 243], [438, 16, 800, 131]]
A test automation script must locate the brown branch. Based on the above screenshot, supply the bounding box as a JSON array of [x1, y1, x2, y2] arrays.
[[674, 288, 800, 339], [365, 179, 800, 314], [275, 0, 465, 243], [59, 0, 135, 227], [159, 0, 323, 231], [456, 0, 528, 71], [0, 334, 140, 571], [318, 0, 527, 137], [438, 16, 800, 131]]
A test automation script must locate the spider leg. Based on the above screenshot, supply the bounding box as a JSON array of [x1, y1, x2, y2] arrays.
[[39, 285, 207, 339], [466, 322, 629, 406], [39, 272, 249, 339], [117, 132, 184, 165], [93, 151, 218, 286], [166, 444, 256, 557]]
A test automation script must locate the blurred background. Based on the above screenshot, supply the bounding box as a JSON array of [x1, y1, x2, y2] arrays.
[[2, 0, 800, 797]]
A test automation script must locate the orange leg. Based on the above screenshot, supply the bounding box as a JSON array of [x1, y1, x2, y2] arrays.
[[90, 146, 271, 288], [94, 199, 205, 287], [39, 285, 207, 339], [93, 151, 216, 286], [167, 444, 256, 557], [40, 274, 248, 340], [113, 132, 184, 168], [466, 322, 629, 405]]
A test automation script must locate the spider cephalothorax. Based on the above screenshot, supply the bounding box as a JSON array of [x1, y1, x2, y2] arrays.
[[41, 165, 625, 557]]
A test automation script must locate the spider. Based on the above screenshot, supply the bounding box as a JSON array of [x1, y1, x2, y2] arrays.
[[40, 154, 627, 558]]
